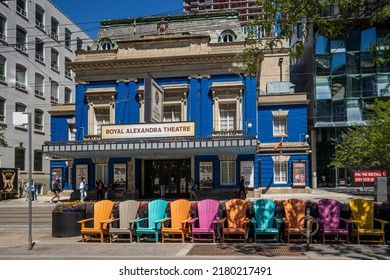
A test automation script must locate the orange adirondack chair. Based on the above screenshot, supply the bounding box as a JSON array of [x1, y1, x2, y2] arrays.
[[160, 199, 192, 242], [77, 200, 114, 243], [282, 199, 308, 243], [349, 198, 389, 244], [220, 199, 249, 242]]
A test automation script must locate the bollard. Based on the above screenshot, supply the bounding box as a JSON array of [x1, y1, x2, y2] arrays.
[[298, 208, 319, 251]]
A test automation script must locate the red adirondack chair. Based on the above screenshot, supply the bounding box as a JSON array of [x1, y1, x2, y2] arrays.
[[188, 199, 220, 242]]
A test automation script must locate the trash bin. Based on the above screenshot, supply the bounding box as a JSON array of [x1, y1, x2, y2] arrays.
[[374, 177, 388, 202]]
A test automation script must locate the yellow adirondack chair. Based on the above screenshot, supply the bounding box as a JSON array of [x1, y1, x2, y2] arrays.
[[160, 199, 192, 242], [220, 199, 249, 242], [77, 200, 114, 243], [349, 198, 389, 244]]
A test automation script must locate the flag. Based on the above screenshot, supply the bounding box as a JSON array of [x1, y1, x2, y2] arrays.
[[272, 137, 283, 151]]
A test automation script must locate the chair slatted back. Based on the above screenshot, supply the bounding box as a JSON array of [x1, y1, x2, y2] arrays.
[[119, 200, 140, 229], [318, 199, 341, 230], [147, 199, 167, 229], [225, 199, 247, 228], [253, 199, 275, 229], [170, 199, 191, 228], [93, 200, 114, 229], [349, 199, 374, 229], [197, 199, 219, 229], [283, 199, 306, 229]]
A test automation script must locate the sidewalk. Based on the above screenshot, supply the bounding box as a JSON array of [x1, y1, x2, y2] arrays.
[[0, 188, 388, 260]]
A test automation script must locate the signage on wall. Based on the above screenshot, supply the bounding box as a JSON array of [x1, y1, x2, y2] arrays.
[[51, 167, 63, 187], [353, 170, 386, 183], [292, 161, 306, 187], [76, 164, 88, 187], [0, 168, 18, 193], [144, 77, 164, 123], [113, 163, 126, 189], [199, 161, 213, 189], [101, 122, 195, 139], [240, 161, 254, 188]]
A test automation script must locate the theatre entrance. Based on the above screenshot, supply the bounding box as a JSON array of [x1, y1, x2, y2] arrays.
[[144, 159, 191, 198]]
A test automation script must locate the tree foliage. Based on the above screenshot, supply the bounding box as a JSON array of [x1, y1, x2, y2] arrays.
[[329, 99, 390, 169], [242, 0, 389, 77]]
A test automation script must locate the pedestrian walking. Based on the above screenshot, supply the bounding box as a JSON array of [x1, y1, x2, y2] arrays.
[[238, 176, 247, 199], [32, 180, 38, 200], [188, 178, 197, 200], [50, 179, 62, 204], [79, 177, 87, 202], [23, 181, 29, 201], [96, 179, 104, 200]]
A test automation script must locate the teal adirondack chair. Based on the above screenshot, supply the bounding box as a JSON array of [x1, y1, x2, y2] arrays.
[[134, 199, 167, 242], [251, 199, 282, 243]]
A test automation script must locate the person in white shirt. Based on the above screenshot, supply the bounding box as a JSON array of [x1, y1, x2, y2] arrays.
[[79, 177, 87, 202]]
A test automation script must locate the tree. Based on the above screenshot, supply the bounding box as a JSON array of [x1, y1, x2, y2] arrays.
[[329, 99, 390, 170], [242, 0, 389, 83]]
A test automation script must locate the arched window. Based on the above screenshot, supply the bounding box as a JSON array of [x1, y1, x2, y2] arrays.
[[97, 38, 116, 50], [219, 30, 237, 43]]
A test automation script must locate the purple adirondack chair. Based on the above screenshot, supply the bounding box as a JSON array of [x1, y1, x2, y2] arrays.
[[189, 199, 220, 242], [318, 199, 351, 244]]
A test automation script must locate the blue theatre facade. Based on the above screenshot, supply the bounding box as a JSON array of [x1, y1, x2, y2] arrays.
[[43, 11, 310, 198]]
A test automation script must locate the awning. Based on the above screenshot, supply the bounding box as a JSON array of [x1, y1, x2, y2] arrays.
[[42, 136, 258, 159]]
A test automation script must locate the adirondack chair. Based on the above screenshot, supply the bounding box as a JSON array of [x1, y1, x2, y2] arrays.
[[220, 199, 249, 242], [317, 199, 351, 244], [251, 199, 283, 243], [106, 200, 140, 243], [282, 199, 308, 243], [189, 199, 220, 242], [349, 198, 389, 244], [77, 200, 114, 243], [134, 199, 167, 242], [160, 199, 192, 242]]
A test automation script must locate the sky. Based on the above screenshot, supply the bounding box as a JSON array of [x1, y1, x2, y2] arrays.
[[51, 0, 183, 39]]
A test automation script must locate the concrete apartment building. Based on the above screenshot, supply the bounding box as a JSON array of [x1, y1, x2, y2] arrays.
[[0, 0, 91, 194]]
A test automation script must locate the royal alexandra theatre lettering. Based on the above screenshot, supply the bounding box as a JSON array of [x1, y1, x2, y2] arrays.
[[101, 122, 195, 139]]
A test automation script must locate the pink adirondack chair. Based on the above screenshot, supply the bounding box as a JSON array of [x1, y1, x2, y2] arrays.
[[189, 199, 220, 242], [318, 199, 351, 244]]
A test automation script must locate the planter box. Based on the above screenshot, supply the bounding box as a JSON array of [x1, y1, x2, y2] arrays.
[[52, 211, 84, 237]]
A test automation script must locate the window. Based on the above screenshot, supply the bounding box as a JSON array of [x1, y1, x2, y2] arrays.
[[64, 87, 72, 103], [15, 147, 25, 171], [272, 110, 288, 136], [221, 161, 236, 185], [51, 48, 59, 71], [34, 150, 42, 171], [97, 38, 116, 50], [34, 73, 44, 97], [274, 161, 287, 183], [15, 64, 27, 90], [16, 0, 26, 17], [94, 107, 110, 135], [35, 38, 44, 62], [50, 17, 59, 40], [76, 38, 83, 51], [219, 30, 236, 42], [296, 23, 303, 39], [50, 81, 58, 103], [0, 98, 5, 122], [0, 15, 6, 41], [64, 57, 71, 78], [68, 123, 75, 141], [0, 55, 5, 81], [220, 103, 236, 131], [65, 28, 71, 49], [35, 5, 44, 29], [211, 82, 243, 135], [15, 102, 26, 112], [34, 109, 43, 131], [16, 26, 27, 51], [163, 104, 181, 122]]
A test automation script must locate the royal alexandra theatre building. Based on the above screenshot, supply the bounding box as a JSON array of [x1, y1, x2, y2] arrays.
[[42, 11, 310, 199]]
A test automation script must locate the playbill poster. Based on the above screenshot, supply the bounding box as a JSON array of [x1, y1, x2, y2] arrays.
[[76, 164, 88, 187], [240, 161, 254, 188], [199, 161, 213, 189], [114, 163, 126, 189]]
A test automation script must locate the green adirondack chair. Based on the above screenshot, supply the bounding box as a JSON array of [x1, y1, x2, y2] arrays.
[[134, 199, 167, 242], [251, 199, 282, 242]]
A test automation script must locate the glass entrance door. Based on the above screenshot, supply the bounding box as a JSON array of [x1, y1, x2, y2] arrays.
[[144, 159, 190, 198]]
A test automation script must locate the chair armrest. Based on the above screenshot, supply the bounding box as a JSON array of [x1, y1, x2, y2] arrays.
[[349, 219, 362, 229], [243, 218, 250, 228], [189, 217, 198, 225], [134, 217, 148, 228], [181, 217, 192, 225], [251, 217, 257, 227], [275, 217, 283, 229], [375, 218, 390, 230], [77, 218, 93, 224], [282, 218, 290, 228], [103, 218, 117, 224], [128, 218, 138, 229], [339, 217, 353, 228], [158, 217, 171, 229]]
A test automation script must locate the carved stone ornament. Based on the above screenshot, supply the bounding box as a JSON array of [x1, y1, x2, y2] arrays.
[[157, 20, 169, 34]]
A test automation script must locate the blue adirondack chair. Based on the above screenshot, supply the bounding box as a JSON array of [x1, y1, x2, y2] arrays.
[[251, 199, 282, 242], [134, 199, 167, 242]]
